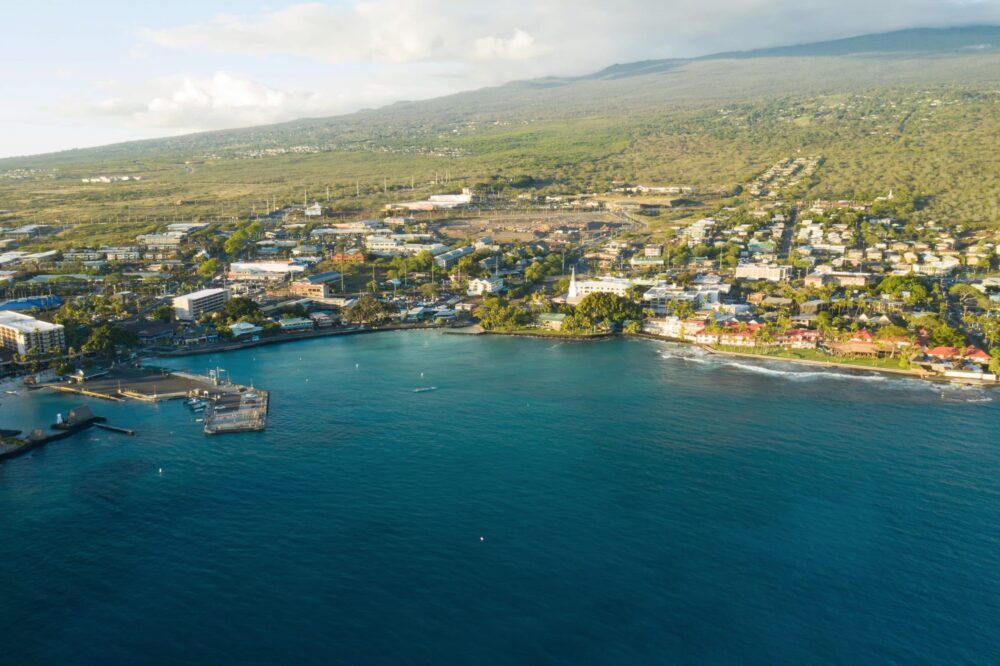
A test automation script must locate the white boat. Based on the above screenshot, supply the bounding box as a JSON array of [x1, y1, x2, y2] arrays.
[[413, 386, 437, 393]]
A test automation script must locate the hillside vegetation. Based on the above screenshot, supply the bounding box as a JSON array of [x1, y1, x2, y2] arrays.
[[1, 27, 999, 245]]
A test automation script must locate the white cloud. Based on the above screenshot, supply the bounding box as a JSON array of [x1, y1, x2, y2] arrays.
[[144, 0, 1000, 74], [70, 72, 329, 131], [34, 0, 1000, 143], [474, 30, 549, 61]]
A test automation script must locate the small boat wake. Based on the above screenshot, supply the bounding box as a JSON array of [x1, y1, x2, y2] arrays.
[[413, 386, 437, 393]]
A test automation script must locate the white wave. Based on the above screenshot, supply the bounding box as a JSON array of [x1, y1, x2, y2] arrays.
[[658, 346, 894, 383]]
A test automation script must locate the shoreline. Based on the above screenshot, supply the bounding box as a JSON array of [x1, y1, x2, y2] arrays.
[[154, 323, 436, 357], [629, 332, 996, 387], [161, 325, 997, 386]]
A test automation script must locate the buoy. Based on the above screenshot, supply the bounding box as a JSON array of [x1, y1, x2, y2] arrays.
[[480, 537, 485, 542], [157, 468, 163, 475]]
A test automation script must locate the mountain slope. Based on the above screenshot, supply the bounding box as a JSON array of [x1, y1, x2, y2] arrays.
[[4, 26, 999, 167]]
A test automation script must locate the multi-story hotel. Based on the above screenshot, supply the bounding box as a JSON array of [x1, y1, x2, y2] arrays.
[[0, 311, 66, 354], [173, 288, 230, 321]]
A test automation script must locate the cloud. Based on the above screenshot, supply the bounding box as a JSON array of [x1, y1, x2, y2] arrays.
[[68, 72, 330, 131], [474, 30, 550, 61], [143, 1, 550, 66], [53, 0, 1000, 136], [144, 0, 1000, 74]]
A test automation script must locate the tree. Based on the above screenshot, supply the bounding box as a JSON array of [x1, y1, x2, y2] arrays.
[[524, 262, 545, 284], [83, 324, 136, 356], [989, 349, 1000, 376], [474, 297, 530, 330], [197, 258, 221, 278], [348, 295, 395, 325], [419, 283, 439, 300], [150, 305, 174, 323], [220, 297, 260, 322], [877, 275, 931, 306], [575, 293, 642, 328]]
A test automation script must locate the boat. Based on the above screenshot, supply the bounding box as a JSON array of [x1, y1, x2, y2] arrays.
[[413, 386, 437, 393], [4, 390, 19, 396]]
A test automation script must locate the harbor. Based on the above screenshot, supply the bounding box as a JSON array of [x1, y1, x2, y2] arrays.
[[47, 365, 269, 435]]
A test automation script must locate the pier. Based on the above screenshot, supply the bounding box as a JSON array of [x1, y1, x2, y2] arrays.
[[49, 366, 270, 435], [202, 389, 269, 435]]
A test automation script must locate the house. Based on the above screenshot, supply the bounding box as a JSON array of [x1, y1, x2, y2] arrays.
[[304, 203, 324, 218], [964, 347, 992, 365], [924, 346, 963, 361], [538, 313, 567, 331], [761, 296, 795, 310], [779, 328, 821, 349], [277, 317, 315, 332], [229, 322, 263, 338]]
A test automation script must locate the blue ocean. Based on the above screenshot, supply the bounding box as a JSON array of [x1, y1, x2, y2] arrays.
[[2, 332, 999, 664]]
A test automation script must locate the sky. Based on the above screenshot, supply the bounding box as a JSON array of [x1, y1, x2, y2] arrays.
[[2, 0, 999, 158]]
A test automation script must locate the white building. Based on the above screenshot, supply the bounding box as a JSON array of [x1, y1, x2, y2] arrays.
[[102, 247, 142, 261], [683, 218, 716, 246], [173, 288, 229, 321], [228, 261, 306, 283], [434, 246, 474, 269], [136, 232, 186, 249], [566, 269, 635, 305], [0, 311, 66, 354], [229, 322, 263, 338], [468, 275, 504, 296], [734, 263, 791, 282]]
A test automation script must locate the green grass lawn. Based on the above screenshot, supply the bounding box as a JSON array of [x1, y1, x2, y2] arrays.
[[712, 344, 909, 370]]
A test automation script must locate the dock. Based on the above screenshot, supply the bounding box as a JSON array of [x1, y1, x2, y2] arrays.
[[202, 389, 269, 435], [49, 365, 270, 435]]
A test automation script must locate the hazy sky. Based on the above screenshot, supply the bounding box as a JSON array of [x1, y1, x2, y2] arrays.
[[2, 0, 998, 158]]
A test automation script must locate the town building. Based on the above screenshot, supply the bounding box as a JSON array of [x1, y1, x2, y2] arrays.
[[290, 282, 332, 298], [173, 288, 229, 321], [0, 311, 66, 354], [734, 263, 791, 282], [434, 246, 474, 269], [229, 322, 263, 338], [228, 261, 306, 283], [277, 317, 315, 332], [468, 275, 504, 296], [566, 269, 636, 305]]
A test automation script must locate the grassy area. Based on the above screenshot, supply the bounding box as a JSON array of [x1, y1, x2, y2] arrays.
[[711, 345, 910, 370]]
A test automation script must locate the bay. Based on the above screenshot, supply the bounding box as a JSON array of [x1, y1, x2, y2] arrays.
[[1, 331, 999, 664]]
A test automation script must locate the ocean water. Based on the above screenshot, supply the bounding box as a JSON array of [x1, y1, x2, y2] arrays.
[[1, 331, 999, 665]]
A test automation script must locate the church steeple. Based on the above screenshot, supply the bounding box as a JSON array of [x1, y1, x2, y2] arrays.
[[568, 266, 578, 299]]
